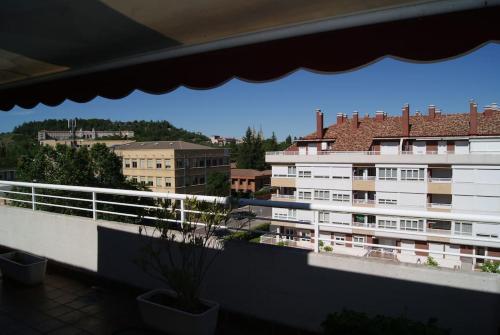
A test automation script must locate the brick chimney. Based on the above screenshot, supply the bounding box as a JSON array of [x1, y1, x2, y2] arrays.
[[316, 109, 324, 139], [469, 101, 478, 135], [484, 103, 497, 117], [375, 111, 384, 122], [352, 111, 359, 129], [428, 105, 436, 120], [402, 104, 410, 137], [337, 113, 344, 124]]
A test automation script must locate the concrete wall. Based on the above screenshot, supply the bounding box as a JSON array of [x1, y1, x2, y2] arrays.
[[0, 206, 499, 334]]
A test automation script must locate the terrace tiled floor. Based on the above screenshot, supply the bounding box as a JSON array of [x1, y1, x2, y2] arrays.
[[0, 264, 315, 335]]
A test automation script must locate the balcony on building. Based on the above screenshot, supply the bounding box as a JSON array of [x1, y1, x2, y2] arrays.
[[352, 191, 376, 207], [427, 194, 453, 211], [271, 187, 297, 201], [352, 166, 376, 191], [428, 167, 453, 194], [352, 214, 376, 228], [427, 220, 452, 235]]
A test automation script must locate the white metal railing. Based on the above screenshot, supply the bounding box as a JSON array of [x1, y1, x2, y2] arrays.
[[428, 203, 453, 209], [1, 180, 500, 265], [352, 176, 376, 180], [428, 177, 452, 182], [352, 199, 376, 205], [271, 194, 296, 200]]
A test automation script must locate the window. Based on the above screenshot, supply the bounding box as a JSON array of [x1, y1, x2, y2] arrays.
[[176, 159, 184, 168], [156, 177, 162, 187], [287, 166, 296, 177], [131, 177, 138, 183], [353, 236, 366, 248], [139, 159, 145, 168], [164, 159, 171, 169], [199, 159, 205, 167], [146, 159, 153, 169], [378, 199, 397, 205], [146, 177, 153, 186], [378, 168, 397, 180], [332, 176, 350, 179], [298, 191, 312, 200], [454, 222, 472, 235], [288, 209, 297, 218], [139, 176, 146, 185], [400, 219, 424, 231], [314, 190, 330, 200], [124, 159, 130, 168], [401, 168, 424, 181], [334, 234, 345, 245], [298, 171, 312, 178], [377, 219, 397, 229], [332, 193, 350, 202], [218, 158, 223, 166], [156, 160, 162, 169], [318, 211, 330, 223], [199, 176, 205, 184], [165, 177, 172, 187]]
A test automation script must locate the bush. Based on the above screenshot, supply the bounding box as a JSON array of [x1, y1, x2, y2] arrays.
[[224, 223, 270, 242], [319, 240, 324, 247], [324, 245, 333, 252], [322, 310, 449, 335], [426, 256, 439, 267], [277, 241, 289, 247], [480, 261, 500, 273]]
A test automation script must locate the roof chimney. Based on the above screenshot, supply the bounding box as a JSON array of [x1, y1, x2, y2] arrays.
[[375, 111, 384, 122], [352, 111, 359, 129], [316, 109, 324, 139], [428, 105, 436, 120], [484, 105, 494, 117], [435, 109, 441, 117], [402, 104, 410, 137], [337, 113, 344, 124], [469, 100, 478, 135]]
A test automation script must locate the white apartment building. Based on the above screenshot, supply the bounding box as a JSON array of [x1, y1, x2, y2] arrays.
[[266, 102, 500, 269]]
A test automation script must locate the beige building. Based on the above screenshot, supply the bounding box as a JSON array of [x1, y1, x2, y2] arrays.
[[113, 141, 230, 194]]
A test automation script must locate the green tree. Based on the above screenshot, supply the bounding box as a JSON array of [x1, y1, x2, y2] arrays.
[[206, 171, 230, 196], [236, 127, 253, 169]]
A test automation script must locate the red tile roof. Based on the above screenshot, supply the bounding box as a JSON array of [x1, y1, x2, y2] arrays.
[[301, 110, 500, 151]]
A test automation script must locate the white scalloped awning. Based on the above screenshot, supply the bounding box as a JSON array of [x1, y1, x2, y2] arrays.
[[0, 0, 499, 110]]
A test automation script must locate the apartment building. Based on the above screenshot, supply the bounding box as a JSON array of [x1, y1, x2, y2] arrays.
[[266, 102, 500, 269], [231, 169, 271, 195], [114, 141, 230, 194]]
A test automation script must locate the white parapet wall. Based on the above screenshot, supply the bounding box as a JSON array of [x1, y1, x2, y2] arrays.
[[0, 205, 499, 334]]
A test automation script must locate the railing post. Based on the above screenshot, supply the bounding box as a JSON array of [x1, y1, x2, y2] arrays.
[[314, 215, 319, 253], [180, 199, 185, 228], [31, 186, 36, 211], [92, 192, 97, 221]]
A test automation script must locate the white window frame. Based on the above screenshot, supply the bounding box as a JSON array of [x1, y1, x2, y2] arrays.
[[378, 198, 397, 205], [400, 219, 424, 232], [377, 219, 397, 229], [331, 193, 350, 202], [318, 211, 330, 223], [314, 190, 330, 200], [334, 234, 346, 246], [378, 168, 397, 180], [298, 170, 312, 178], [287, 166, 296, 177], [165, 177, 172, 187], [454, 222, 473, 235], [353, 235, 366, 248], [401, 168, 425, 181], [298, 191, 312, 200]]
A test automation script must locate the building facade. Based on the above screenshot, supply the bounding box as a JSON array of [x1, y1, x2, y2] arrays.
[[231, 169, 271, 195], [266, 102, 500, 269], [114, 141, 230, 194], [38, 129, 134, 141]]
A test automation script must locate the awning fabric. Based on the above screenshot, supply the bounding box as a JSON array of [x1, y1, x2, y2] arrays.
[[0, 1, 499, 111]]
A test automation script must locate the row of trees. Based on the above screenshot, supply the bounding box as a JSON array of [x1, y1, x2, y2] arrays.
[[232, 127, 293, 170]]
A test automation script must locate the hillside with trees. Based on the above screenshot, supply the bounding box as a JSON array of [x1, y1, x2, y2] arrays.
[[0, 119, 211, 169], [13, 119, 210, 143]]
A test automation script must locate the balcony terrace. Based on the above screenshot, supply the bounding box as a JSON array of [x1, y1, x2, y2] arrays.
[[0, 180, 499, 334]]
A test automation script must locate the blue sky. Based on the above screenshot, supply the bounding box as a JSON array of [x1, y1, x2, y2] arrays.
[[1, 43, 499, 140]]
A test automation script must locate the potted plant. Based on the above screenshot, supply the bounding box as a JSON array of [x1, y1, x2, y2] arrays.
[[0, 250, 47, 285], [136, 197, 231, 335]]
